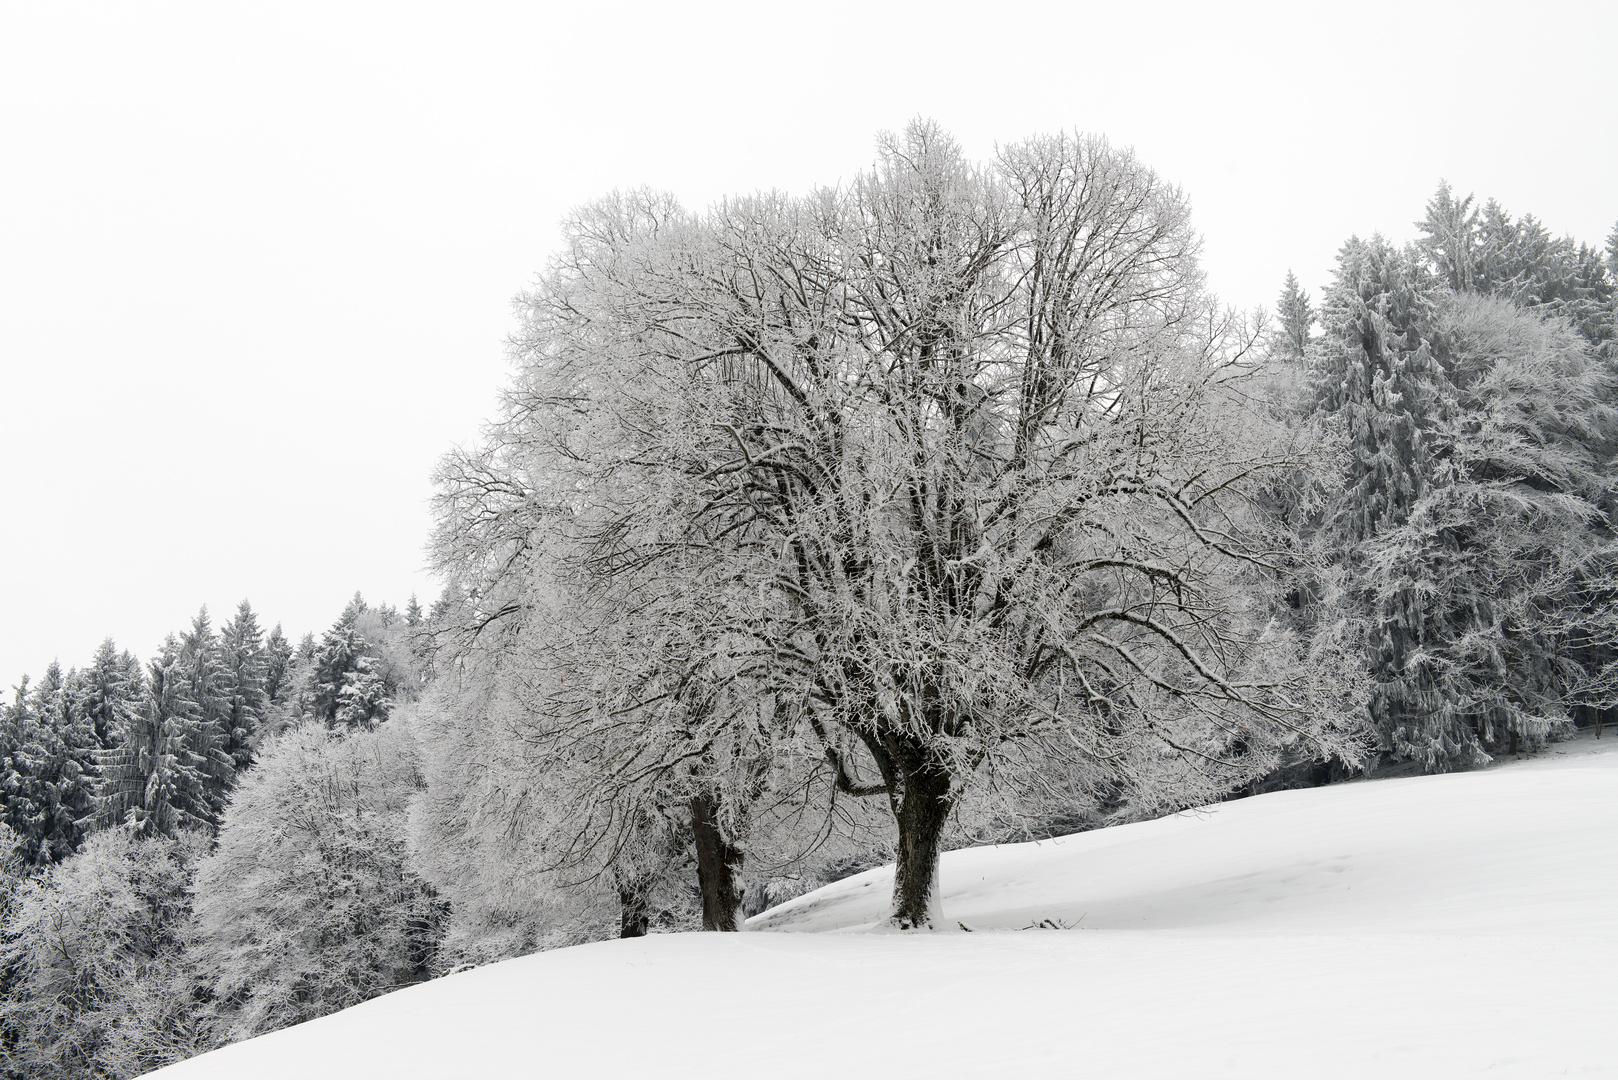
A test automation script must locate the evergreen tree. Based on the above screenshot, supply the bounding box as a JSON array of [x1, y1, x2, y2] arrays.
[[1311, 236, 1465, 765], [404, 594, 423, 628], [97, 643, 214, 836], [263, 624, 292, 705], [1, 677, 41, 865], [1415, 180, 1478, 292], [1606, 220, 1618, 276], [310, 621, 390, 729], [219, 600, 267, 773], [1419, 186, 1614, 353], [78, 637, 141, 750], [0, 666, 100, 867], [1312, 229, 1618, 770], [0, 677, 31, 848], [1276, 270, 1314, 358], [338, 591, 367, 627], [176, 609, 236, 817]]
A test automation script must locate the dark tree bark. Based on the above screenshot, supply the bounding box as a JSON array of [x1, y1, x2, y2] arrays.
[[887, 751, 955, 930], [690, 792, 745, 932], [617, 875, 652, 938]]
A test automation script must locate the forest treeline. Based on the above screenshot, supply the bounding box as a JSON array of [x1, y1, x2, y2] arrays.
[[3, 124, 1617, 1078]]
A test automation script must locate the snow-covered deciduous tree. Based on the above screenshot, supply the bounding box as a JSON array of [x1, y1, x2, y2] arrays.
[[0, 826, 209, 1080], [431, 123, 1367, 931], [190, 721, 442, 1041]]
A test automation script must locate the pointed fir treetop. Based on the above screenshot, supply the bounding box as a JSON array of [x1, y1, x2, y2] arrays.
[[80, 636, 139, 749], [1315, 234, 1446, 545], [1276, 270, 1314, 359], [1416, 180, 1478, 291], [220, 600, 268, 774], [339, 591, 367, 628], [264, 623, 293, 705], [222, 599, 263, 651]]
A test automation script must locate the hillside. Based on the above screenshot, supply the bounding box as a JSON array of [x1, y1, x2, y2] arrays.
[[152, 734, 1618, 1078]]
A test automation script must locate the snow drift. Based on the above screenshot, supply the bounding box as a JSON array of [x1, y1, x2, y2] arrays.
[[152, 734, 1618, 1078]]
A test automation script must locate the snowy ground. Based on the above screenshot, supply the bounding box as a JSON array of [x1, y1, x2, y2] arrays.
[[153, 733, 1618, 1078]]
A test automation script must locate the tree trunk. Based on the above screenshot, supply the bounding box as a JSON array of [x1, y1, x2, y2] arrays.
[[889, 757, 954, 930], [617, 875, 652, 938], [690, 792, 745, 932]]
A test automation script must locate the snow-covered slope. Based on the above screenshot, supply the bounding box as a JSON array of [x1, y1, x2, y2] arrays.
[[153, 735, 1618, 1079]]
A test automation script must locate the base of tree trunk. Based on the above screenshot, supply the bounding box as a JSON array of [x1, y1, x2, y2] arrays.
[[888, 761, 953, 930], [690, 792, 745, 931], [618, 878, 652, 938]]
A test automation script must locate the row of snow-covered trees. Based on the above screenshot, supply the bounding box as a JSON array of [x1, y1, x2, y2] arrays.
[[1, 595, 422, 864], [416, 123, 1618, 947], [4, 122, 1615, 1078], [0, 594, 435, 1078], [1278, 187, 1618, 770]]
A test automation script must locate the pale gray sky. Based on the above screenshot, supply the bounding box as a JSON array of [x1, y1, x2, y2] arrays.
[[2, 0, 1613, 684]]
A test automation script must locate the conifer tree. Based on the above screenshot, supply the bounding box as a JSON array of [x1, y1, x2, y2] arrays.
[[1, 677, 41, 863], [79, 637, 141, 750], [97, 643, 214, 836], [264, 624, 292, 705], [1276, 270, 1315, 358], [1415, 181, 1478, 292], [1377, 294, 1618, 756], [1421, 191, 1618, 352], [310, 619, 390, 729], [0, 666, 100, 867], [1313, 227, 1618, 769], [219, 600, 267, 773], [177, 609, 236, 818], [339, 591, 367, 627], [1311, 236, 1465, 765]]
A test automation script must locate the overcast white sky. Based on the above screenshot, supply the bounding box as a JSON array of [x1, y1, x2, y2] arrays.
[[2, 1, 1614, 685]]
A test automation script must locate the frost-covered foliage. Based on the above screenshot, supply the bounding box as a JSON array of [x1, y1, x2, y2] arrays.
[[429, 122, 1370, 931], [1, 665, 100, 868], [1304, 218, 1618, 771], [0, 827, 210, 1080], [0, 592, 443, 1075], [406, 680, 654, 961], [96, 646, 216, 837], [1417, 183, 1615, 354], [189, 721, 442, 1042]]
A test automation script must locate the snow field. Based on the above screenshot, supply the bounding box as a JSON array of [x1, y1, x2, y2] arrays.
[[152, 735, 1618, 1078]]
